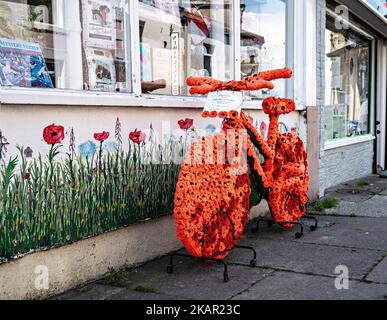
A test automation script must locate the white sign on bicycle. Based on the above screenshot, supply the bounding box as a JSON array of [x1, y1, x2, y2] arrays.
[[204, 91, 244, 115]]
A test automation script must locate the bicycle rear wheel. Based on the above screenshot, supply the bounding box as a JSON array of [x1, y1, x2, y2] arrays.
[[267, 133, 309, 227], [174, 134, 251, 259]]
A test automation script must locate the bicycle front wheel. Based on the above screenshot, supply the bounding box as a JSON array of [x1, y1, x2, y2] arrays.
[[174, 134, 251, 260]]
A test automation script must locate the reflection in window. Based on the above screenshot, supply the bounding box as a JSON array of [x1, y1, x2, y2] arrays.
[[0, 0, 129, 92], [363, 0, 387, 19], [138, 0, 233, 95], [240, 0, 286, 99], [325, 14, 371, 141]]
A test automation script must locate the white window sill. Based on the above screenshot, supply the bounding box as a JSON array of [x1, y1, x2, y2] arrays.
[[325, 135, 376, 151], [0, 87, 306, 111]]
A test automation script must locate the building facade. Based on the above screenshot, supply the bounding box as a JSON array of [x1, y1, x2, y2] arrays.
[[0, 0, 386, 198]]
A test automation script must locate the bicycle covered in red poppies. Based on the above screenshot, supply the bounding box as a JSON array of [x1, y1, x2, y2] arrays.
[[174, 67, 310, 260]]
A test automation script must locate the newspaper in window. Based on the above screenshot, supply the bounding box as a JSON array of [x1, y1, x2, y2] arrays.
[[0, 38, 53, 88]]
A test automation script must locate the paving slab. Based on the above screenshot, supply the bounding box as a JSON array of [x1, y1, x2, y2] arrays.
[[296, 216, 387, 251], [328, 195, 387, 217], [232, 271, 387, 300], [326, 189, 375, 203], [322, 175, 387, 209], [227, 238, 382, 280], [107, 256, 274, 300], [52, 283, 123, 300], [366, 257, 387, 284]]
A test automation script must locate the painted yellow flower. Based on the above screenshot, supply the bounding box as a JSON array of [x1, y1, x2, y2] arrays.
[[121, 202, 127, 209]]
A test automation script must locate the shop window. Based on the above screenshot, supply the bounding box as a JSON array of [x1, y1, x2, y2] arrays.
[[0, 0, 129, 92], [240, 0, 287, 100], [138, 0, 233, 96], [324, 12, 373, 142]]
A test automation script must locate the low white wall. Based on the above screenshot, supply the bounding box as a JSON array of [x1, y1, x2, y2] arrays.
[[0, 202, 270, 300], [0, 215, 181, 300]]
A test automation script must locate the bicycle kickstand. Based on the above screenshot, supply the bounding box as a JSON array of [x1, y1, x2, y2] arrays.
[[277, 221, 305, 239], [301, 215, 319, 231]]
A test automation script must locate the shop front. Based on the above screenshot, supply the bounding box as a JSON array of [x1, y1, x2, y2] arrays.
[[317, 0, 387, 195], [0, 0, 320, 299]]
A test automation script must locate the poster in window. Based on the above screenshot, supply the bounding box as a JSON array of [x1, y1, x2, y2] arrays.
[[171, 32, 179, 96], [0, 38, 53, 88], [0, 1, 30, 39], [86, 47, 116, 92], [81, 0, 115, 50]]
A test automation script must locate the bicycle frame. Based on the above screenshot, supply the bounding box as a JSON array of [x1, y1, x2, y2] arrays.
[[222, 98, 296, 208]]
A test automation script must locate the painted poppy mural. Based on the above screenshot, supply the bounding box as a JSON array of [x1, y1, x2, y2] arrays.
[[0, 119, 189, 261]]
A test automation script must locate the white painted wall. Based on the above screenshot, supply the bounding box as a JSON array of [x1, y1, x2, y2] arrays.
[[0, 104, 303, 159]]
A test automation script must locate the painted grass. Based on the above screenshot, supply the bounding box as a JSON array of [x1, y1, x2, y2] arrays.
[[0, 141, 181, 261]]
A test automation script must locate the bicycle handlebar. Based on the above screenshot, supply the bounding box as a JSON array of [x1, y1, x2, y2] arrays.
[[186, 67, 293, 95]]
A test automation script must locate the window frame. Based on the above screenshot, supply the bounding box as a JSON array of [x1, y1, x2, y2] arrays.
[[0, 0, 297, 110], [324, 7, 376, 150]]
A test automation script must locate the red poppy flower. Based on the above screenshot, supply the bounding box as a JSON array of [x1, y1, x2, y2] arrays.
[[229, 110, 239, 119], [202, 111, 210, 118], [129, 129, 146, 144], [218, 111, 228, 119], [178, 119, 194, 131], [43, 124, 65, 145], [209, 111, 218, 118], [23, 172, 30, 180], [94, 131, 110, 142]]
